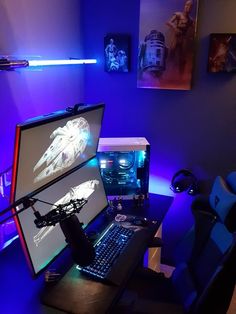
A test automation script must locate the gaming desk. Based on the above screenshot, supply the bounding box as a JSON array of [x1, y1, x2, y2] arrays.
[[41, 193, 173, 314]]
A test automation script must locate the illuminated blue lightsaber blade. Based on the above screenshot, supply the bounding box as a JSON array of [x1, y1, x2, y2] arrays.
[[28, 59, 97, 67]]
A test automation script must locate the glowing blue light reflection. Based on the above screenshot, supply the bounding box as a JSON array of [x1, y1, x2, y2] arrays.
[[87, 157, 98, 167], [28, 59, 97, 67], [149, 175, 174, 196]]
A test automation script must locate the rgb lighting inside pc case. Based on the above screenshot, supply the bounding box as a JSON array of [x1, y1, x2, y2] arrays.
[[97, 138, 150, 197]]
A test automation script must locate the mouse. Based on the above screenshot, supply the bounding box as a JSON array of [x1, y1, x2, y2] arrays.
[[132, 217, 149, 227]]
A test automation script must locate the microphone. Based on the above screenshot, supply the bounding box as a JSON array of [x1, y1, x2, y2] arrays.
[[59, 215, 95, 267], [1, 196, 94, 267]]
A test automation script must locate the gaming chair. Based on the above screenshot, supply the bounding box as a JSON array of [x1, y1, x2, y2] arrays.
[[116, 172, 236, 314]]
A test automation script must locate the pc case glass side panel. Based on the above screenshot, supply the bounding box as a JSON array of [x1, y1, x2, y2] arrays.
[[98, 150, 149, 196], [15, 157, 108, 276], [14, 106, 104, 202]]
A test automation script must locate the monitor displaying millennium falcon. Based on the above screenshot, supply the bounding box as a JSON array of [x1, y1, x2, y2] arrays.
[[11, 104, 104, 202], [33, 116, 90, 183], [15, 157, 108, 276]]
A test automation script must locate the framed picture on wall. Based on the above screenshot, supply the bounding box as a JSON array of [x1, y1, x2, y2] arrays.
[[138, 0, 199, 90], [104, 34, 130, 72], [208, 33, 236, 73]]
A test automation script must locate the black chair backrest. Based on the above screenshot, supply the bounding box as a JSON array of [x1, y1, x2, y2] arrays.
[[172, 221, 236, 313], [171, 174, 236, 313]]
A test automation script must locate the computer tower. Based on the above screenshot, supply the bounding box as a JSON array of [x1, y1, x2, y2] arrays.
[[97, 137, 150, 198]]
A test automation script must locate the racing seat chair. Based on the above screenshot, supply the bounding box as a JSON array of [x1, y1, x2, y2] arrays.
[[115, 173, 236, 314], [173, 172, 236, 265]]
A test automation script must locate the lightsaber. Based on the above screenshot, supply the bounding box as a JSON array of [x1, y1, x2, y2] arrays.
[[28, 59, 97, 66], [0, 58, 97, 70]]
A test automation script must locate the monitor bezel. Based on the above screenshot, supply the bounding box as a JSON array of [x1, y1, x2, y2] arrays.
[[10, 103, 105, 206]]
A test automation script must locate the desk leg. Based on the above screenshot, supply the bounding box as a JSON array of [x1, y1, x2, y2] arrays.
[[147, 224, 162, 272]]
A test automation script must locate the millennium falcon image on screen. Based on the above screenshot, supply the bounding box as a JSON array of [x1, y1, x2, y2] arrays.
[[33, 180, 99, 246], [33, 117, 90, 183]]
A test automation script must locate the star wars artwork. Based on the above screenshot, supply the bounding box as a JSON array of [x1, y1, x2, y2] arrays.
[[208, 34, 236, 73], [138, 0, 199, 90], [104, 34, 130, 72], [33, 117, 90, 183]]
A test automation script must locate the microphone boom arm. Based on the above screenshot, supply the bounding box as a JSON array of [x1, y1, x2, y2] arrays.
[[33, 198, 88, 228]]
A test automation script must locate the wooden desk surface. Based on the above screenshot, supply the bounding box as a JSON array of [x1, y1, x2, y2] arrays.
[[42, 230, 152, 313], [41, 194, 173, 314], [42, 265, 118, 314]]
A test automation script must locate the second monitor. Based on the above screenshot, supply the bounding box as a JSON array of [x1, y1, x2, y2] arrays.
[[14, 157, 108, 276]]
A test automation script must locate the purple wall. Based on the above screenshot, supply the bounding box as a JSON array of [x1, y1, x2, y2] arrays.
[[81, 0, 236, 263], [0, 0, 85, 173], [82, 0, 236, 182]]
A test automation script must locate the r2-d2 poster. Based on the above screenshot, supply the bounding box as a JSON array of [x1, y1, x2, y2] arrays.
[[104, 34, 130, 72], [138, 0, 199, 90]]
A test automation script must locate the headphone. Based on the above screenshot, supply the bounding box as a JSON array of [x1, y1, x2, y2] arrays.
[[170, 169, 199, 196]]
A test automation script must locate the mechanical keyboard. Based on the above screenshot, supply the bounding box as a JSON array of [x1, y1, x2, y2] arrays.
[[79, 223, 135, 282]]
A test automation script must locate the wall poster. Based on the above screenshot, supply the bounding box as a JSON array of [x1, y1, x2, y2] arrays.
[[138, 0, 199, 90], [208, 33, 236, 73], [104, 34, 130, 72]]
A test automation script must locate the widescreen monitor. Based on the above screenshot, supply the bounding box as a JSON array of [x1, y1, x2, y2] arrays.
[[11, 104, 104, 202], [14, 157, 108, 276]]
